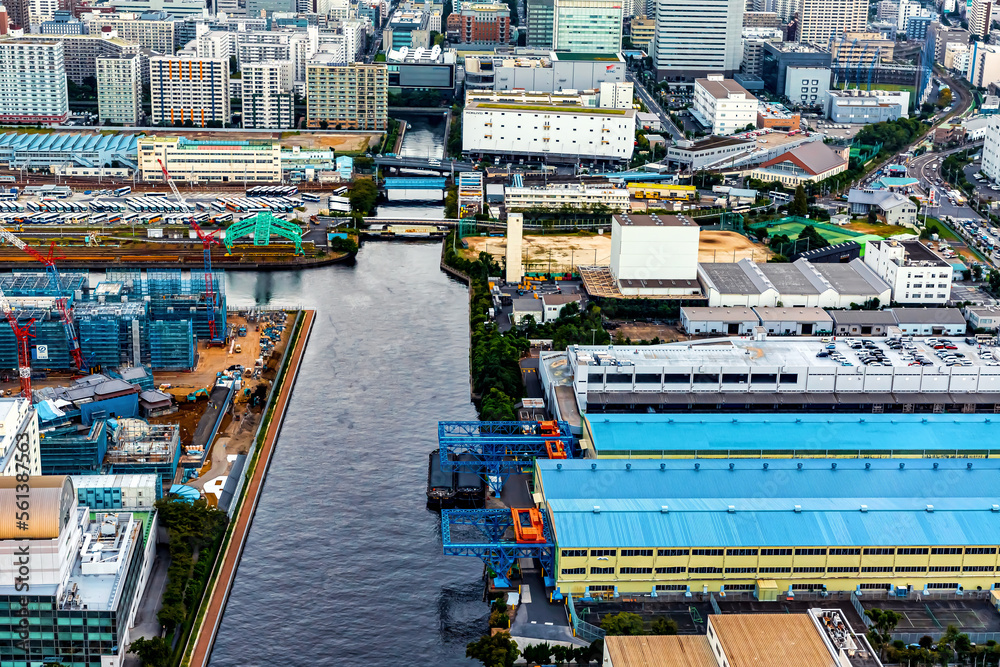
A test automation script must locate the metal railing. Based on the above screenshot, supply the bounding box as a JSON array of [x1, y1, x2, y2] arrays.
[[566, 594, 605, 644]]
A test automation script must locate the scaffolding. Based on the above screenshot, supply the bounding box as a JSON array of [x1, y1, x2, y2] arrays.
[[75, 302, 149, 370], [148, 320, 195, 370]]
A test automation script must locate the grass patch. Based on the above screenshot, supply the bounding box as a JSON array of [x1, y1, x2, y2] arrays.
[[475, 103, 626, 115]]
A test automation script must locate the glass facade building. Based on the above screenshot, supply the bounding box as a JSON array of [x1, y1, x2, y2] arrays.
[[552, 0, 623, 54]]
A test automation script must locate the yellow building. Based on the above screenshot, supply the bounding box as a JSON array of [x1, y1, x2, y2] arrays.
[[535, 458, 1000, 597], [629, 16, 655, 50], [626, 183, 697, 200], [306, 57, 387, 131], [137, 136, 281, 183]]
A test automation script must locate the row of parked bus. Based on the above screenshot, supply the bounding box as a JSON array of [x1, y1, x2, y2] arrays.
[[214, 196, 300, 213], [246, 185, 298, 197]]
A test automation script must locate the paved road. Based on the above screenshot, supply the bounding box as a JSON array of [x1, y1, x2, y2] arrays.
[[627, 72, 683, 141], [519, 355, 542, 399], [187, 310, 315, 667], [909, 142, 984, 221]]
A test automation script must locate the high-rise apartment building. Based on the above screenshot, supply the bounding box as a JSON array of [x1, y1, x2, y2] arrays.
[[27, 0, 58, 29], [526, 0, 555, 47], [16, 33, 139, 84], [242, 60, 294, 129], [149, 56, 230, 126], [797, 0, 867, 44], [86, 14, 176, 53], [552, 0, 623, 54], [653, 0, 742, 80], [97, 55, 142, 125], [0, 39, 69, 125], [1, 0, 26, 31], [306, 58, 387, 130], [246, 0, 296, 14], [969, 0, 993, 38]]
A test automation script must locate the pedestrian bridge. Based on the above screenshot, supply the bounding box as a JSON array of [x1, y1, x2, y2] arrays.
[[383, 177, 447, 190]]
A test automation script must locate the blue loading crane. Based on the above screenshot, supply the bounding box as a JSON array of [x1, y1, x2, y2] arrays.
[[442, 508, 556, 588], [438, 420, 574, 494]]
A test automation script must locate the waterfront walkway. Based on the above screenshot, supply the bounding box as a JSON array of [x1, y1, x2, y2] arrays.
[[187, 309, 315, 667]]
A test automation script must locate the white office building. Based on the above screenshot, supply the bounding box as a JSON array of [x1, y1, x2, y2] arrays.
[[0, 398, 40, 478], [863, 239, 954, 305], [97, 55, 142, 126], [0, 40, 69, 126], [783, 66, 832, 108], [236, 31, 315, 82], [462, 100, 636, 164], [653, 0, 743, 80], [242, 60, 294, 129], [149, 56, 230, 127], [504, 184, 630, 211], [692, 74, 758, 135], [599, 81, 634, 109], [981, 116, 1000, 184]]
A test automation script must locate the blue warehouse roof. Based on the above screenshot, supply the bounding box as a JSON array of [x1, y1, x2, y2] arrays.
[[587, 413, 1000, 455], [536, 458, 1000, 549], [0, 132, 139, 168]]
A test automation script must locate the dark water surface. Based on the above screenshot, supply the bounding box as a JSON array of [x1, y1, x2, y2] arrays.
[[209, 252, 483, 663], [210, 113, 480, 666]]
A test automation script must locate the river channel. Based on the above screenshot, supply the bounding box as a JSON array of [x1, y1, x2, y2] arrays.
[[208, 115, 482, 666]]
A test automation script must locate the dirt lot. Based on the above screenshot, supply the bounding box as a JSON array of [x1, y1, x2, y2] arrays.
[[845, 222, 915, 237], [277, 133, 380, 152], [698, 231, 771, 262], [463, 230, 770, 272]]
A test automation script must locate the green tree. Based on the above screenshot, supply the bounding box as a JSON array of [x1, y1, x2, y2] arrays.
[[523, 642, 552, 665], [797, 224, 829, 250], [480, 387, 516, 420], [467, 632, 521, 667], [600, 611, 645, 636], [938, 88, 953, 108], [348, 179, 378, 215], [651, 617, 679, 635], [129, 637, 170, 667], [865, 608, 902, 659], [790, 184, 809, 216]]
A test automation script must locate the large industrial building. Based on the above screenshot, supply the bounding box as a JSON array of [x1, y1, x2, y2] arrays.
[[698, 257, 890, 307], [138, 135, 281, 183], [0, 475, 157, 667], [462, 99, 636, 165], [0, 132, 139, 170], [539, 334, 1000, 419], [535, 457, 1000, 597]]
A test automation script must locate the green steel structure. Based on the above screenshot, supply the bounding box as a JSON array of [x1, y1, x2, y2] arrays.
[[223, 211, 303, 254]]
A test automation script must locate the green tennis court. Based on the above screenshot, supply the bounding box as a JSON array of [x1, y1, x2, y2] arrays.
[[767, 221, 866, 245]]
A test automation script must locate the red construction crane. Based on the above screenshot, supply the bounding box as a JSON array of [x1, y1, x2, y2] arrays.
[[156, 159, 223, 344], [0, 288, 36, 399], [0, 228, 85, 372]]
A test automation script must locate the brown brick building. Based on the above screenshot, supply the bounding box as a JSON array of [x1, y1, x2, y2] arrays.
[[445, 1, 510, 45]]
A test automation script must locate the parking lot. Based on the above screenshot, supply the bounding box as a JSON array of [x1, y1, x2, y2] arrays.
[[0, 185, 332, 230]]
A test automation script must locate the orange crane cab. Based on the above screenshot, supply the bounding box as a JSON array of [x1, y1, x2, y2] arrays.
[[512, 508, 546, 543], [537, 420, 559, 436], [545, 440, 567, 459]]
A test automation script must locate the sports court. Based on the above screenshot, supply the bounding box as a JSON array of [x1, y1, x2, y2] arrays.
[[859, 599, 1000, 635], [766, 219, 868, 246]]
